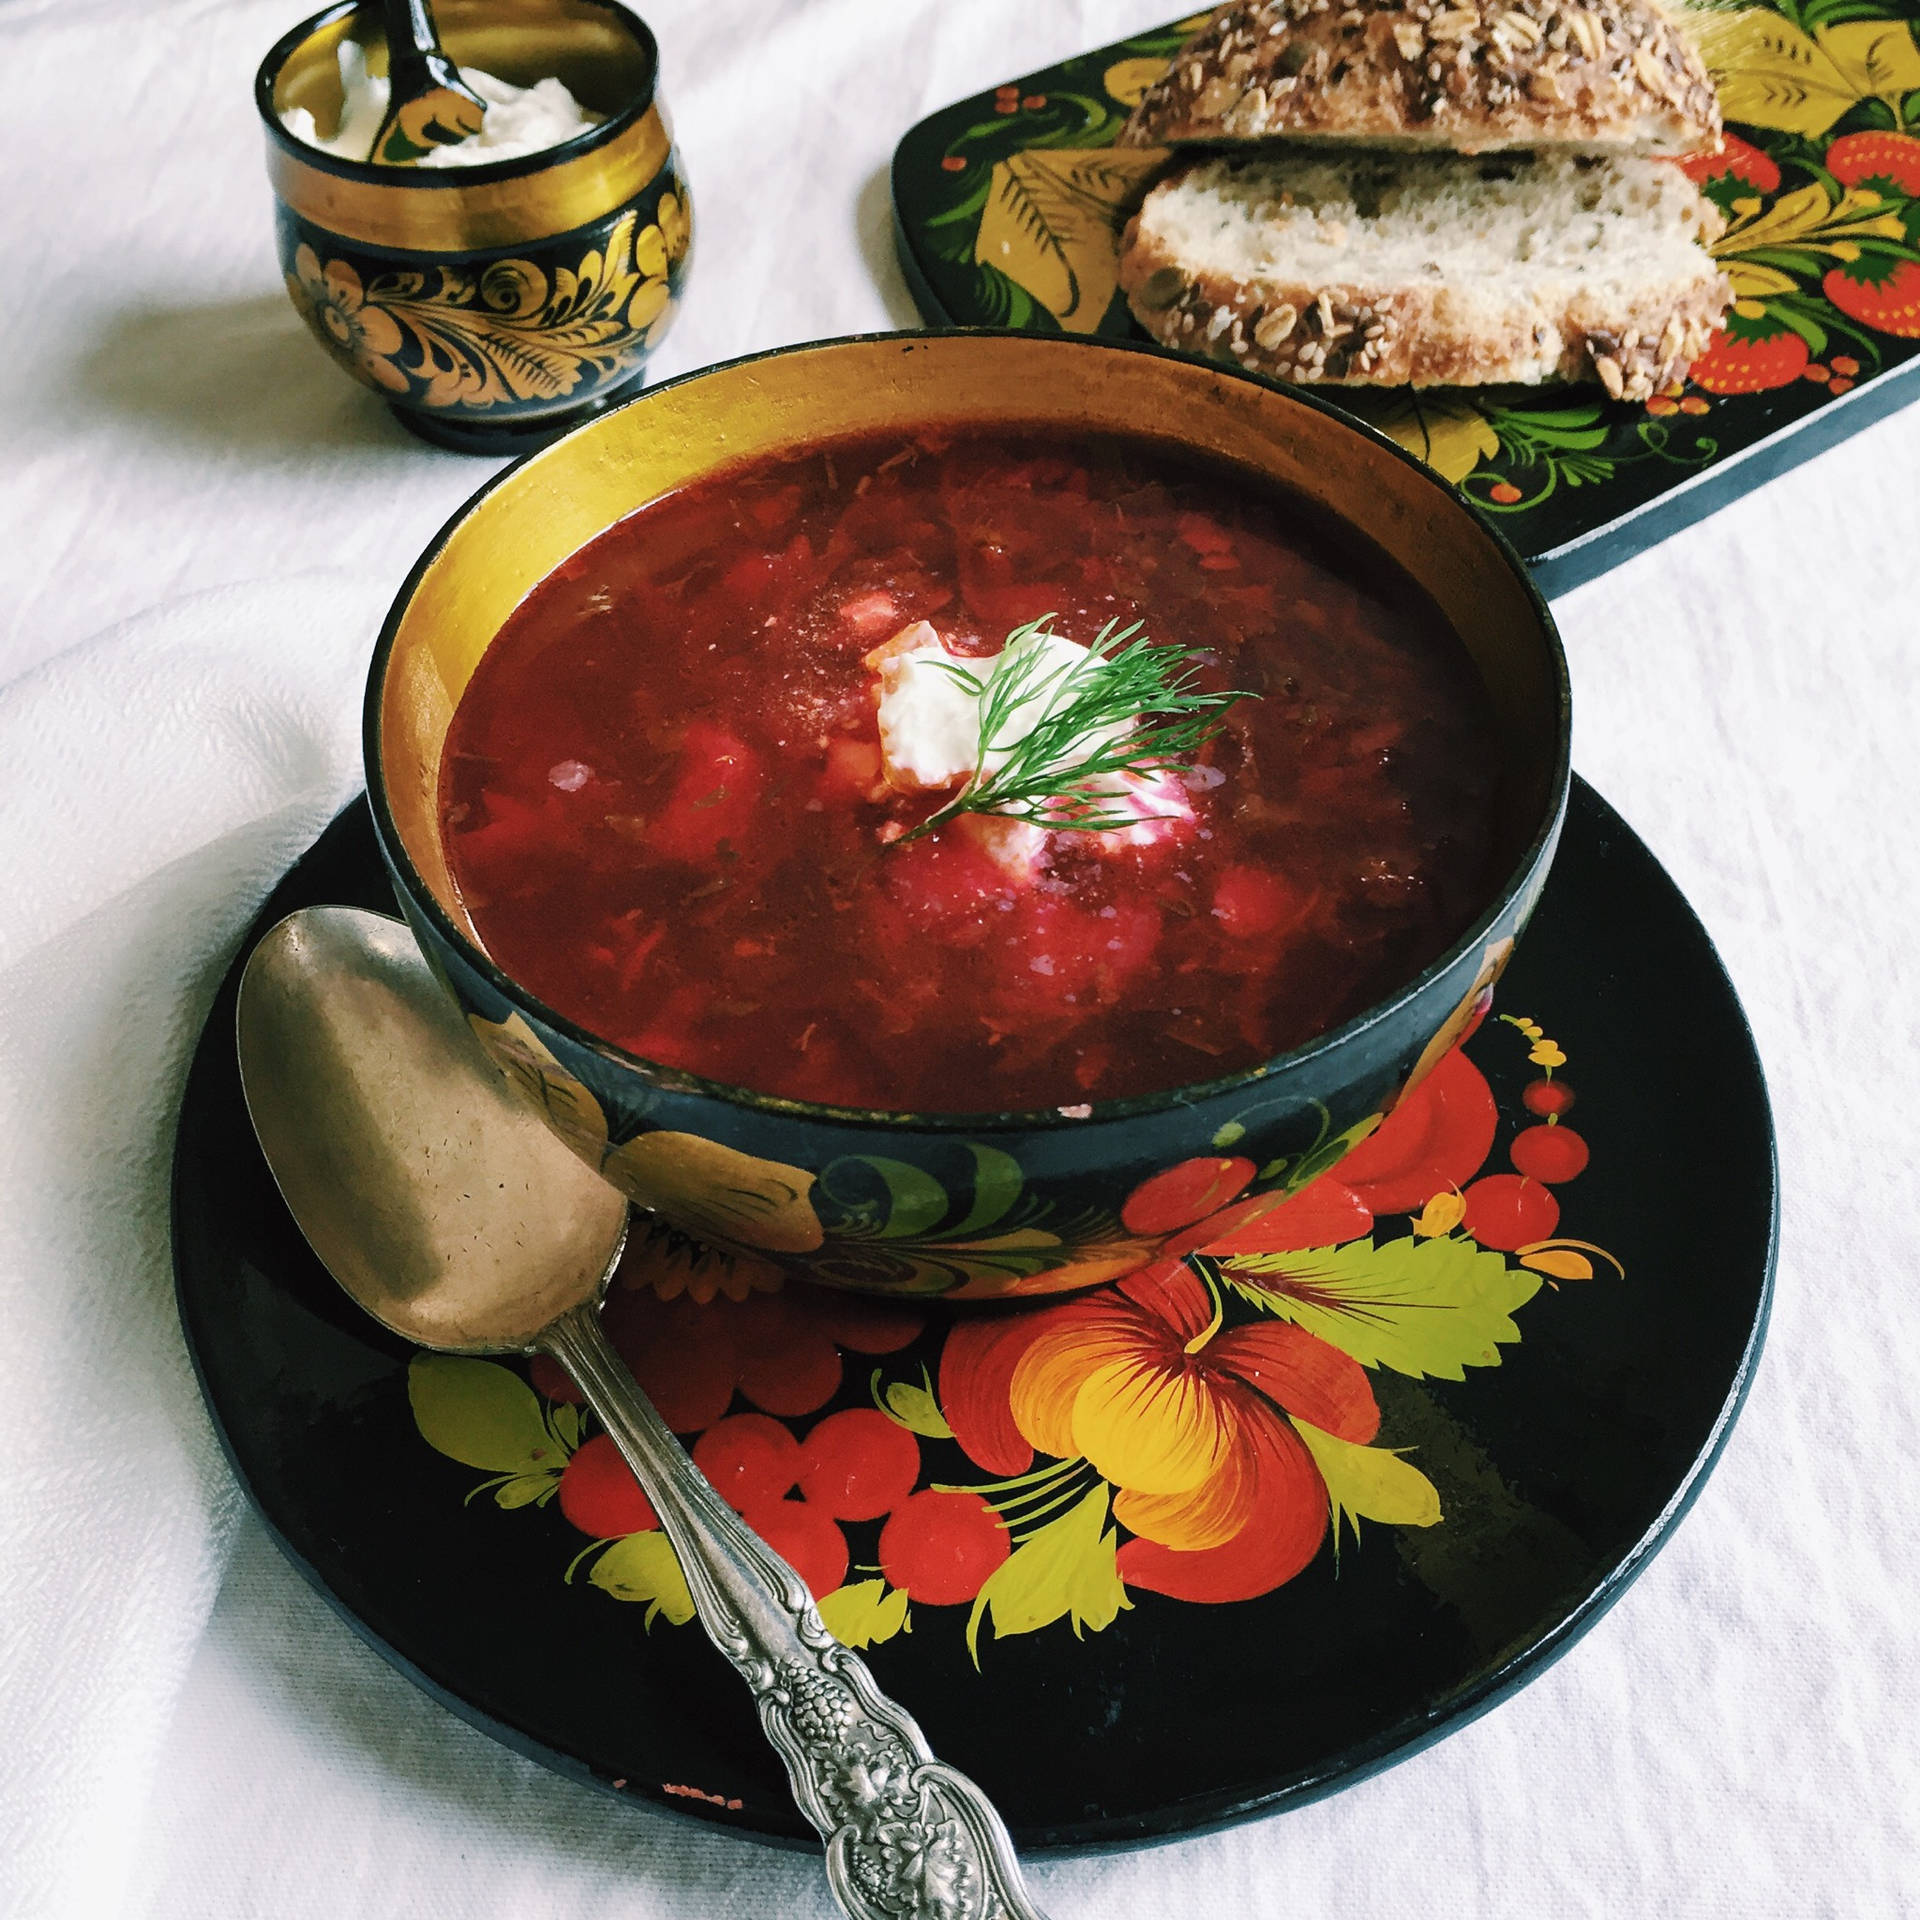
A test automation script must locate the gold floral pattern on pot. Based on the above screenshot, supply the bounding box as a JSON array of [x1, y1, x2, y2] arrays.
[[285, 191, 687, 412]]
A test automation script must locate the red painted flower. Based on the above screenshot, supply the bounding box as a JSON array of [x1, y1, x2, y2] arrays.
[[1333, 1046, 1498, 1214], [1121, 1156, 1373, 1259], [533, 1284, 922, 1432], [1681, 132, 1781, 195], [942, 1263, 1378, 1602]]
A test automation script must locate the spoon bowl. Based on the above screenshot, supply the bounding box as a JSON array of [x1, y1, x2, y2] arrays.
[[236, 906, 627, 1350]]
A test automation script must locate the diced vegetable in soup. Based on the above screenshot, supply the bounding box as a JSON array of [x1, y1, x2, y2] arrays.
[[440, 428, 1506, 1112]]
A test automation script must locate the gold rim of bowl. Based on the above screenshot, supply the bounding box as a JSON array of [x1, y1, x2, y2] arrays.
[[367, 330, 1574, 1134]]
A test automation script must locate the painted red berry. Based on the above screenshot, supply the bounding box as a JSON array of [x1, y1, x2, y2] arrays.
[[880, 1491, 1011, 1605], [1681, 131, 1781, 195], [1824, 260, 1920, 339], [742, 1498, 849, 1600], [797, 1408, 922, 1520], [1825, 130, 1920, 196], [1489, 481, 1523, 504], [691, 1413, 802, 1512], [558, 1433, 659, 1538], [1690, 326, 1809, 394], [1509, 1124, 1591, 1184], [733, 1338, 842, 1420], [1521, 1077, 1576, 1118], [1462, 1173, 1560, 1251]]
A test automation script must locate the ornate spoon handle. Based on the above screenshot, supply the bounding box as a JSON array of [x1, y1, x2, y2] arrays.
[[543, 1302, 1051, 1920]]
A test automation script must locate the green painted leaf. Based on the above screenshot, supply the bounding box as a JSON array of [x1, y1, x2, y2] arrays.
[[493, 1472, 557, 1510], [876, 1367, 955, 1439], [817, 1579, 912, 1649], [589, 1530, 695, 1627], [547, 1402, 581, 1452], [1293, 1419, 1442, 1547], [1222, 1235, 1540, 1380], [966, 1484, 1129, 1664], [409, 1355, 564, 1475], [1284, 1111, 1383, 1193], [821, 1155, 951, 1239], [948, 1144, 1027, 1237]]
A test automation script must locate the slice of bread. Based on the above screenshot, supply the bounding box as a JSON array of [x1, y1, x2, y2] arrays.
[[1119, 0, 1721, 158], [1118, 150, 1730, 395]]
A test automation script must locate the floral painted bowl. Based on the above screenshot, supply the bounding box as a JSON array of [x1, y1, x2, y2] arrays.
[[366, 332, 1571, 1299], [257, 0, 690, 454]]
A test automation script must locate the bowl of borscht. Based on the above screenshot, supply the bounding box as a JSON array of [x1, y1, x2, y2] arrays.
[[366, 331, 1570, 1301]]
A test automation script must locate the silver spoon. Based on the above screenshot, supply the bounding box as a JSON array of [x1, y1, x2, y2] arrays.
[[236, 905, 1049, 1920]]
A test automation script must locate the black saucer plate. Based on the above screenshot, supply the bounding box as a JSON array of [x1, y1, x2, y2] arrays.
[[172, 777, 1775, 1851]]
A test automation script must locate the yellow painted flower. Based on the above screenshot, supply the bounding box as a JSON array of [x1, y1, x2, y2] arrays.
[[941, 1261, 1389, 1603], [1003, 1263, 1379, 1553], [285, 244, 408, 393]]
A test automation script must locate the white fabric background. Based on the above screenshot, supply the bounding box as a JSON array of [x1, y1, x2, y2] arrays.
[[2, 1, 1917, 1915]]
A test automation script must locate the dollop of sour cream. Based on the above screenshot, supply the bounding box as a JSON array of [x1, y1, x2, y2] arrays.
[[280, 40, 603, 168], [864, 619, 1195, 879]]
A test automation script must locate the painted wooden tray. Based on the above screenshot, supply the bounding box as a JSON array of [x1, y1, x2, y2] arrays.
[[891, 1, 1920, 594], [171, 779, 1775, 1851]]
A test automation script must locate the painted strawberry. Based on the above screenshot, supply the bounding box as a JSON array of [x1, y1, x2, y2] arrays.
[[1681, 132, 1780, 195], [1824, 131, 1920, 197], [1824, 259, 1920, 338], [1688, 322, 1810, 394]]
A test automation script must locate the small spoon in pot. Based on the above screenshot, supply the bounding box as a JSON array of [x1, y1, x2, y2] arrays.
[[236, 906, 1049, 1920], [369, 0, 486, 165]]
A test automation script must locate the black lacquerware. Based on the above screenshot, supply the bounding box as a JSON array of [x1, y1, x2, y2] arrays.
[[889, 3, 1920, 597], [172, 780, 1774, 1851]]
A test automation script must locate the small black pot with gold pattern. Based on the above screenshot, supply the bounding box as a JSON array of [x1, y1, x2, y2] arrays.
[[258, 0, 690, 453]]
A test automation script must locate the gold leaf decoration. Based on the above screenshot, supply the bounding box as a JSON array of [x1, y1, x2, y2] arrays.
[[289, 197, 686, 413], [1696, 11, 1920, 136], [1291, 1420, 1442, 1543], [1366, 394, 1502, 484], [973, 147, 1170, 332], [817, 1579, 912, 1649], [1103, 56, 1173, 107], [603, 1131, 826, 1254], [1714, 181, 1906, 257], [589, 1530, 696, 1627], [965, 1483, 1129, 1663]]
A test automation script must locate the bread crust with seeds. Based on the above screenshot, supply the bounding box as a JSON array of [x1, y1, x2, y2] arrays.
[[1118, 0, 1721, 157], [1118, 151, 1732, 397]]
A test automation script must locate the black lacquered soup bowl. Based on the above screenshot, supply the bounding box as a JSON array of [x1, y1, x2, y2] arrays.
[[366, 331, 1571, 1299]]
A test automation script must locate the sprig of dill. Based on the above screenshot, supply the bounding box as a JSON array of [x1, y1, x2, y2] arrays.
[[899, 615, 1250, 843]]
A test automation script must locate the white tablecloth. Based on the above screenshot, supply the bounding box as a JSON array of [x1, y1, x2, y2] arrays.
[[3, 2, 1918, 1915]]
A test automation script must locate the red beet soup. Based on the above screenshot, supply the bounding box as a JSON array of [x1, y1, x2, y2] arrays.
[[440, 426, 1507, 1112]]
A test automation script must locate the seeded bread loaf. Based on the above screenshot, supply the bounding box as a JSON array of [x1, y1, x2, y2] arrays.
[[1118, 0, 1721, 158], [1118, 150, 1731, 396]]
